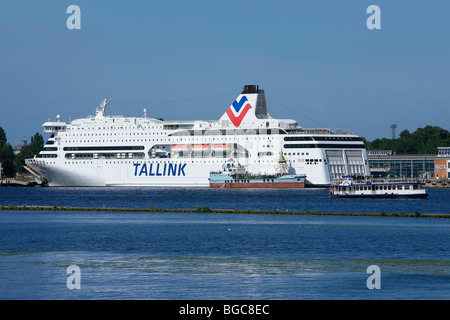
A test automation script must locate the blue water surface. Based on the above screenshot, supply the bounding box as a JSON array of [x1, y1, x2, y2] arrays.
[[1, 186, 449, 214], [0, 187, 449, 300]]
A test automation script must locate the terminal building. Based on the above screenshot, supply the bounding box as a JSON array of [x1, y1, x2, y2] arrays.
[[367, 147, 450, 181], [435, 147, 450, 180]]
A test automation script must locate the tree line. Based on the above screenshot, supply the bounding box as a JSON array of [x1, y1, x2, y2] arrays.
[[364, 125, 450, 154], [0, 127, 44, 178]]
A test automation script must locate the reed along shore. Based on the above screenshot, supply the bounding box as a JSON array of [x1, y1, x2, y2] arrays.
[[0, 204, 449, 218]]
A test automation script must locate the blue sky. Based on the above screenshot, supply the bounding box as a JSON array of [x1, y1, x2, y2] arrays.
[[1, 0, 450, 146]]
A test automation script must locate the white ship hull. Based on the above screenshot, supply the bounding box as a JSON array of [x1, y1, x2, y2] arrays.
[[25, 85, 370, 187], [26, 152, 333, 187]]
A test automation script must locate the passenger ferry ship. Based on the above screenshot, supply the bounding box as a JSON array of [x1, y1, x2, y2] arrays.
[[25, 85, 371, 187], [329, 176, 429, 199]]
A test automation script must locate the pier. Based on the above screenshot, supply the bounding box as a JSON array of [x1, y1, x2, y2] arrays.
[[0, 179, 38, 187], [423, 179, 450, 188]]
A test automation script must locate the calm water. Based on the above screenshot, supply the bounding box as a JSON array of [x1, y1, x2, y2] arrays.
[[1, 186, 450, 214], [0, 187, 449, 300]]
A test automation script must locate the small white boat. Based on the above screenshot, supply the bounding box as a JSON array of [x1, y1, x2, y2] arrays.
[[329, 175, 428, 199]]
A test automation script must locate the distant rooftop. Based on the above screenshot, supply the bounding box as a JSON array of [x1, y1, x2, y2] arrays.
[[368, 147, 450, 157], [438, 147, 450, 157]]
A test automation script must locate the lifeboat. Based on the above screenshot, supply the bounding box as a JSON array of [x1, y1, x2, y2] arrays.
[[171, 144, 190, 152], [191, 144, 210, 151], [212, 144, 232, 151]]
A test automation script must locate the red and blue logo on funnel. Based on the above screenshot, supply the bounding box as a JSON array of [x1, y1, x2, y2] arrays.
[[226, 96, 252, 127]]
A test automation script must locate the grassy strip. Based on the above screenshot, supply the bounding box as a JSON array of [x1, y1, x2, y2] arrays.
[[0, 204, 449, 219]]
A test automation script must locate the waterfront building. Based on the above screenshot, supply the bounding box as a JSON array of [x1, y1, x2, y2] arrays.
[[367, 149, 450, 180], [435, 148, 450, 180], [437, 147, 450, 157]]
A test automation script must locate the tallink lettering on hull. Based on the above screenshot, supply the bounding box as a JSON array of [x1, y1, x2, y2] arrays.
[[133, 163, 187, 177]]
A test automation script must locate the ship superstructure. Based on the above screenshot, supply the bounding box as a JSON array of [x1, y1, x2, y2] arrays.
[[25, 85, 370, 187]]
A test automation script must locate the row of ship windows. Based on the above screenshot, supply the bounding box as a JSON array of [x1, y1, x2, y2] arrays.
[[53, 131, 361, 140], [169, 129, 288, 136], [62, 130, 165, 135], [61, 139, 153, 144], [284, 152, 309, 156], [46, 141, 365, 151], [284, 144, 365, 149], [61, 159, 298, 165], [304, 159, 326, 165], [61, 155, 319, 163], [51, 136, 277, 144], [50, 159, 321, 166], [46, 159, 325, 166], [336, 185, 418, 191], [57, 131, 287, 137], [284, 136, 363, 141], [60, 128, 290, 135], [50, 158, 326, 165], [59, 130, 361, 141], [39, 152, 322, 159]]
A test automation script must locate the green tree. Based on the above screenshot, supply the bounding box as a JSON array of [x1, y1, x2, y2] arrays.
[[0, 127, 6, 145], [29, 132, 44, 155], [14, 132, 44, 173], [366, 126, 450, 154], [370, 137, 391, 150], [14, 145, 34, 173], [0, 127, 15, 178]]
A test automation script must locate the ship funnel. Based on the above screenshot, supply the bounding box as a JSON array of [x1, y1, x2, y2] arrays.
[[219, 85, 273, 128], [241, 85, 269, 119]]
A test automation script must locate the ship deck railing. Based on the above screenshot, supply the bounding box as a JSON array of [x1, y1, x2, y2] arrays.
[[332, 176, 424, 185], [285, 128, 354, 135]]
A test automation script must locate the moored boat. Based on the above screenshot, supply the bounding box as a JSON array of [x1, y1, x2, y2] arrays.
[[329, 175, 428, 199], [209, 156, 306, 188]]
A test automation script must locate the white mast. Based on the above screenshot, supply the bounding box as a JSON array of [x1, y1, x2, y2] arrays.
[[96, 98, 110, 118], [275, 152, 288, 175]]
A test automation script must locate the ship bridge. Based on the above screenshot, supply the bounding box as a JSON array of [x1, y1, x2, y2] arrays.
[[43, 120, 67, 133]]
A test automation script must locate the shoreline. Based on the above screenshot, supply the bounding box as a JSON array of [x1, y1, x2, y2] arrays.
[[0, 204, 449, 219]]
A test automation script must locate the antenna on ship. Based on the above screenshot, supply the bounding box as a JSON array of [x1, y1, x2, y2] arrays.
[[391, 124, 397, 153], [96, 98, 110, 118], [143, 108, 147, 118]]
